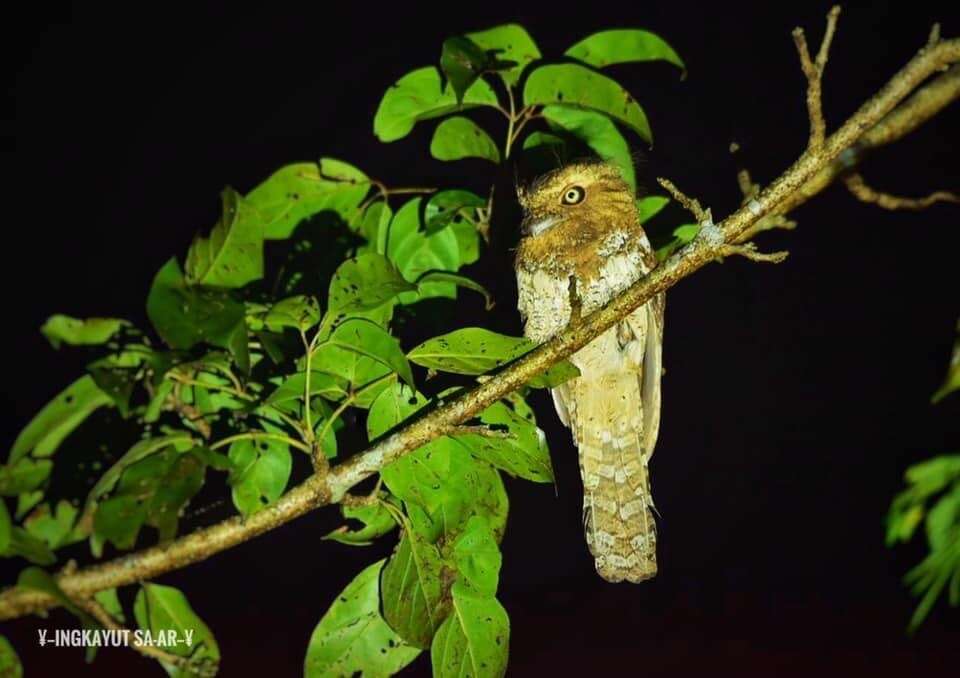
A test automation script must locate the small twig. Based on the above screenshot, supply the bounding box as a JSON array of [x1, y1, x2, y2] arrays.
[[656, 177, 708, 222], [719, 243, 790, 264], [844, 172, 959, 210], [793, 6, 842, 149]]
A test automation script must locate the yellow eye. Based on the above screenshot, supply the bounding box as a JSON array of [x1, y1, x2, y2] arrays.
[[560, 186, 585, 205]]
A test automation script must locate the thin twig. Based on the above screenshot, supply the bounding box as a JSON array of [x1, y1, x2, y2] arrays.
[[793, 6, 842, 149], [719, 243, 790, 263], [656, 178, 708, 222], [844, 172, 959, 210]]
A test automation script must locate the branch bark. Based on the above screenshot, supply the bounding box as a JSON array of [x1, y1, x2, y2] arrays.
[[1, 14, 958, 622]]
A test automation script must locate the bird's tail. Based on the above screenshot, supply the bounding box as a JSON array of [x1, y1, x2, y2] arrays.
[[578, 421, 657, 583]]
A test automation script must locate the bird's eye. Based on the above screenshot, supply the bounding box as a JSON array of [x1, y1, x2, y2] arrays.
[[561, 186, 585, 205]]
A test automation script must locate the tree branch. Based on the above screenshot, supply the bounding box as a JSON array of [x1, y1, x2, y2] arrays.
[[2, 19, 958, 623]]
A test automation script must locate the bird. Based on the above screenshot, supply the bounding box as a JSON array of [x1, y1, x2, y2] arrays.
[[514, 160, 664, 583]]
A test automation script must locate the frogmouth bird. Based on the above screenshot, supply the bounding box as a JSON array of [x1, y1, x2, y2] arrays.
[[515, 161, 664, 583]]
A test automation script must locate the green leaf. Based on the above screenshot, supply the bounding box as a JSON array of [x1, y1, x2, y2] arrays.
[[9, 375, 112, 463], [309, 344, 394, 409], [0, 501, 10, 554], [263, 295, 321, 332], [522, 131, 565, 151], [228, 438, 292, 519], [1, 528, 56, 565], [95, 588, 126, 624], [374, 66, 499, 143], [17, 567, 97, 626], [358, 200, 393, 247], [441, 36, 514, 105], [565, 29, 685, 70], [932, 321, 959, 404], [88, 433, 195, 504], [430, 581, 509, 678], [185, 188, 264, 288], [133, 583, 220, 677], [40, 315, 129, 349], [381, 520, 446, 648], [325, 318, 414, 388], [452, 400, 554, 483], [452, 516, 502, 596], [143, 451, 208, 542], [655, 223, 699, 261], [431, 116, 501, 163], [407, 327, 579, 387], [386, 198, 462, 303], [23, 500, 78, 550], [247, 159, 370, 240], [146, 258, 249, 373], [93, 494, 147, 550], [542, 105, 636, 190], [523, 63, 652, 143], [424, 189, 486, 233], [304, 560, 420, 677], [465, 24, 542, 87], [415, 272, 493, 310], [926, 486, 960, 552], [323, 501, 398, 546], [0, 635, 22, 678], [327, 253, 415, 313], [0, 458, 53, 496], [637, 195, 670, 223], [266, 371, 349, 408]]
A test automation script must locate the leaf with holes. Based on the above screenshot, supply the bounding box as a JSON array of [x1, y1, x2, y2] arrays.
[[465, 24, 541, 87], [9, 375, 112, 463], [523, 63, 652, 143], [440, 36, 515, 104], [263, 295, 321, 332], [304, 559, 420, 677], [430, 581, 509, 678], [407, 327, 579, 388], [566, 28, 684, 70], [452, 400, 553, 483], [327, 253, 415, 313], [228, 438, 292, 519], [381, 518, 446, 648], [247, 159, 370, 240], [374, 67, 499, 143], [324, 318, 414, 388], [185, 188, 264, 288], [146, 258, 249, 373]]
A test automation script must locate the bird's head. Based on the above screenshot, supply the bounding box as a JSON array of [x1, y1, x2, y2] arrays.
[[518, 161, 638, 240]]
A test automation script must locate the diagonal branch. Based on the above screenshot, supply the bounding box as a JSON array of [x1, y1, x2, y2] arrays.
[[1, 24, 958, 623]]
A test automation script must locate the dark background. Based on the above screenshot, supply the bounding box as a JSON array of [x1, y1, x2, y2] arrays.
[[3, 1, 959, 675]]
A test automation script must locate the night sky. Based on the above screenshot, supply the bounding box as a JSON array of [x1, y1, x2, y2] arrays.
[[3, 1, 959, 675]]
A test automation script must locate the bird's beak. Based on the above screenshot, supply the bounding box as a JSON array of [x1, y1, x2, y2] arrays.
[[520, 215, 557, 237]]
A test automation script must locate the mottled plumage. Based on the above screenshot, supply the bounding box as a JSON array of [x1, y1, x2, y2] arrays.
[[515, 161, 665, 583]]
